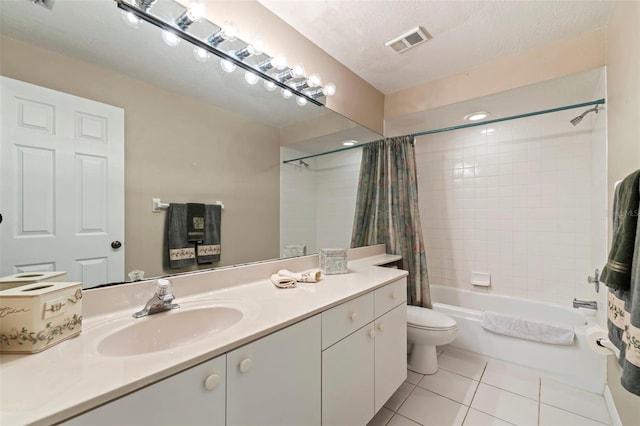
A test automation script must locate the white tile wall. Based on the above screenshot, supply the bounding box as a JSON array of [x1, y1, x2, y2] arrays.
[[280, 147, 318, 255], [315, 149, 361, 249], [415, 108, 607, 306], [280, 147, 361, 254]]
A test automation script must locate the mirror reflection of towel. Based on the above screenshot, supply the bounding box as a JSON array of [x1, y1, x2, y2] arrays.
[[197, 204, 221, 264], [164, 203, 196, 269], [187, 203, 205, 242]]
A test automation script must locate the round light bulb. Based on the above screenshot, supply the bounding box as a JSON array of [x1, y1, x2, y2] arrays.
[[244, 71, 259, 85], [291, 64, 305, 78], [220, 58, 236, 73], [322, 82, 336, 97], [263, 80, 277, 91], [186, 1, 207, 21], [281, 88, 293, 99], [296, 96, 308, 106], [274, 55, 288, 70], [121, 10, 140, 28], [223, 24, 238, 42], [251, 38, 265, 55], [193, 46, 209, 62], [308, 73, 322, 87], [162, 30, 180, 47]]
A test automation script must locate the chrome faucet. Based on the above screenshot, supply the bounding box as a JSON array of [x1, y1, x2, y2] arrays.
[[572, 298, 597, 310], [133, 279, 180, 318]]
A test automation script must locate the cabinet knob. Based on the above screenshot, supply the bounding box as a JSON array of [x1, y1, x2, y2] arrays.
[[350, 312, 358, 322], [204, 373, 220, 390], [377, 323, 384, 332], [368, 329, 375, 338], [391, 291, 398, 300], [239, 358, 253, 373]]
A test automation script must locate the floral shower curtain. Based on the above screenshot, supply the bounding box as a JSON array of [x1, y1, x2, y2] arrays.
[[351, 135, 432, 308]]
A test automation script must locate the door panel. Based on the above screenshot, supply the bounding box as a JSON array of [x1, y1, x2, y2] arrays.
[[0, 76, 124, 287]]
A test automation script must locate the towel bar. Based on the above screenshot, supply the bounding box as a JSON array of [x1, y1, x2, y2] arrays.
[[152, 198, 224, 213], [596, 337, 621, 358]]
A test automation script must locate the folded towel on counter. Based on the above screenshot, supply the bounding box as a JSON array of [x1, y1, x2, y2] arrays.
[[271, 274, 296, 289], [186, 203, 205, 242], [197, 204, 222, 264], [480, 311, 575, 345], [278, 269, 322, 283], [164, 203, 196, 269], [602, 170, 640, 291]]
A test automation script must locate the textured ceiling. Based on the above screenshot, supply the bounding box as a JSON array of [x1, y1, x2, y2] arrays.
[[258, 0, 614, 94]]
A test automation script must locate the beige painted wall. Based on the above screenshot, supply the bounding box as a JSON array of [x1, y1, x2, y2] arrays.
[[605, 1, 640, 424], [384, 29, 606, 121], [198, 1, 385, 135], [0, 35, 281, 281]]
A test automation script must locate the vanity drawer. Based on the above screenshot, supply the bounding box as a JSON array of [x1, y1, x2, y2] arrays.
[[322, 292, 374, 350], [374, 278, 407, 317]]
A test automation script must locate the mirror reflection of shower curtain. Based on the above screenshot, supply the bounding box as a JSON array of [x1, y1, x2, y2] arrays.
[[350, 136, 432, 308]]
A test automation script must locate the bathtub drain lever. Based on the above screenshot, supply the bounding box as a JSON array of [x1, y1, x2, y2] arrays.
[[573, 298, 597, 310]]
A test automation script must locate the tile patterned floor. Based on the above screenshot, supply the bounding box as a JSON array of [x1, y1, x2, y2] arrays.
[[368, 346, 612, 426]]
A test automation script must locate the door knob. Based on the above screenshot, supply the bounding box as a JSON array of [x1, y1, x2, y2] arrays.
[[111, 240, 122, 249]]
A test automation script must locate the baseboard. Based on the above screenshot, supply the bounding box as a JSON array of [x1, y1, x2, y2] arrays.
[[604, 385, 623, 426]]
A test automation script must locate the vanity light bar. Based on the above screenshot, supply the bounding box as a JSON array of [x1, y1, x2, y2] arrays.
[[115, 0, 327, 107]]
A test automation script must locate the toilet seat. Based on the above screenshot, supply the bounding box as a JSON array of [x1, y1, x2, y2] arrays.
[[407, 305, 456, 331]]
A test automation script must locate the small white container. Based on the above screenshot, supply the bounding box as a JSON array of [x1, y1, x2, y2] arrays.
[[0, 271, 68, 291], [0, 282, 83, 354], [319, 248, 348, 275]]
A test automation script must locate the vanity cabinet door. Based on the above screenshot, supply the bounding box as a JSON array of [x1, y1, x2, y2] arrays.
[[64, 355, 226, 425], [226, 315, 321, 426], [374, 303, 407, 412], [322, 323, 375, 426]]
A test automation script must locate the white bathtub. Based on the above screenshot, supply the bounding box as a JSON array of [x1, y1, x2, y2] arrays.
[[431, 285, 605, 393]]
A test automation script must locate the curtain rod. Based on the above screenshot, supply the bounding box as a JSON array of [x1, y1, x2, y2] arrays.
[[282, 98, 606, 164]]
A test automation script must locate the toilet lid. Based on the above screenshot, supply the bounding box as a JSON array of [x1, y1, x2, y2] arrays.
[[407, 305, 457, 329]]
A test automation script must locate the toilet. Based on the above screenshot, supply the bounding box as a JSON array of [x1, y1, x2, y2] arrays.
[[406, 305, 458, 374]]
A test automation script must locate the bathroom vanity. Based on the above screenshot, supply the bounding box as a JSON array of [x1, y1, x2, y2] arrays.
[[0, 246, 407, 425]]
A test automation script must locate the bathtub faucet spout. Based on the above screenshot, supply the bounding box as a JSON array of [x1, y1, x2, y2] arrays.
[[572, 298, 597, 310]]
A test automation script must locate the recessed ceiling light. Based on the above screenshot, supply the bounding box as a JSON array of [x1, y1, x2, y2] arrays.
[[342, 140, 357, 146], [464, 111, 489, 121]]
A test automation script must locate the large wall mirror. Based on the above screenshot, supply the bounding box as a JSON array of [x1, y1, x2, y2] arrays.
[[0, 0, 381, 288]]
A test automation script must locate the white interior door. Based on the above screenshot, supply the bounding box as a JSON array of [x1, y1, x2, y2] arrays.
[[0, 76, 124, 288]]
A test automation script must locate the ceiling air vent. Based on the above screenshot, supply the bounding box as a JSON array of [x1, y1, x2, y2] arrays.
[[385, 26, 431, 53]]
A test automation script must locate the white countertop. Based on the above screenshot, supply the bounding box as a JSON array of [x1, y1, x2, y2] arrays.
[[0, 252, 406, 426]]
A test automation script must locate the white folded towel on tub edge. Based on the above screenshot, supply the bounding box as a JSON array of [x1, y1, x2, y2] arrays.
[[480, 311, 575, 345]]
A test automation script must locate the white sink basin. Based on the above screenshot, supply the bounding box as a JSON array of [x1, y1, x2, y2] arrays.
[[97, 305, 243, 357]]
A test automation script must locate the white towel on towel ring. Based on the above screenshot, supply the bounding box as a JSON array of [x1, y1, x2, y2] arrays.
[[480, 311, 575, 345]]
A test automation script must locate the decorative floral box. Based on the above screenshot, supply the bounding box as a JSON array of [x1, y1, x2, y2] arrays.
[[319, 248, 349, 275], [0, 271, 68, 291], [0, 282, 83, 354]]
